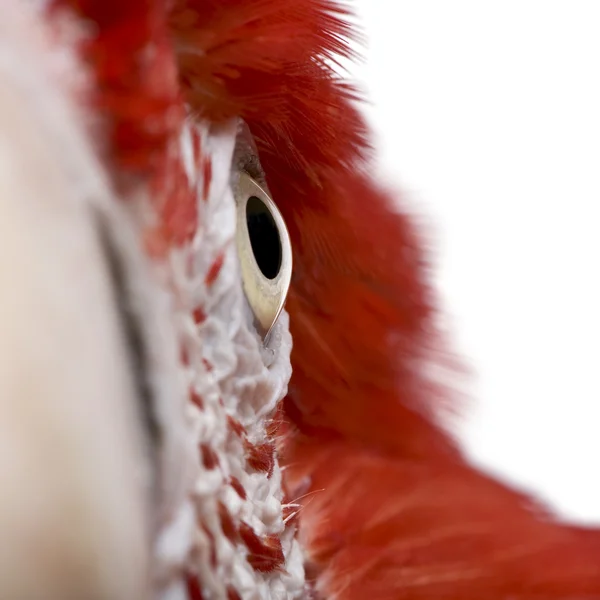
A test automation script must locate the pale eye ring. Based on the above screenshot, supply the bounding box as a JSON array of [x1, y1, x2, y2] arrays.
[[234, 172, 292, 341]]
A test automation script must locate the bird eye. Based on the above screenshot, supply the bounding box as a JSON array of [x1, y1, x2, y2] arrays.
[[234, 171, 292, 342]]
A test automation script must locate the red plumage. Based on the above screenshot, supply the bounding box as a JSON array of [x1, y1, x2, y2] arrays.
[[47, 0, 600, 597]]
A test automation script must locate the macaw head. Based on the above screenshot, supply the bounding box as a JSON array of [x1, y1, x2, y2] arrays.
[[0, 1, 348, 597], [2, 2, 600, 600]]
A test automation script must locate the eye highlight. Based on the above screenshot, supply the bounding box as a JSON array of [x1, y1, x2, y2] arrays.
[[234, 172, 292, 341]]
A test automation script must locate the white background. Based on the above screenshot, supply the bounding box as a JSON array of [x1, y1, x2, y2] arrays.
[[352, 0, 600, 523]]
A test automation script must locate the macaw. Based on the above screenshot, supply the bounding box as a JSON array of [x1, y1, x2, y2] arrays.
[[0, 1, 599, 599]]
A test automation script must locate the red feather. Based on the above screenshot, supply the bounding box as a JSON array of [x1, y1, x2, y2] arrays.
[[48, 0, 600, 597], [169, 1, 600, 597]]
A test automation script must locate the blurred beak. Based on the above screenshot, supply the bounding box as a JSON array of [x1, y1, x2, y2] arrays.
[[0, 25, 151, 600]]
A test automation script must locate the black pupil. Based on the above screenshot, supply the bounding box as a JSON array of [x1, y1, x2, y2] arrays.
[[246, 196, 281, 280]]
